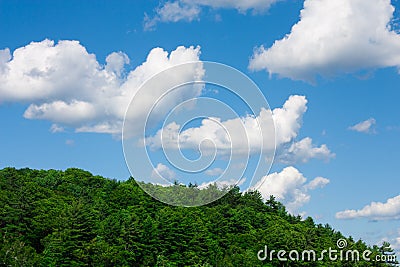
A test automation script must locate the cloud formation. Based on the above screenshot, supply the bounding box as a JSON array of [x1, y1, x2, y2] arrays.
[[278, 137, 334, 164], [146, 95, 334, 163], [0, 40, 203, 135], [349, 118, 377, 133], [144, 0, 282, 30], [151, 163, 177, 183], [252, 166, 329, 213], [336, 195, 400, 220], [249, 0, 400, 82]]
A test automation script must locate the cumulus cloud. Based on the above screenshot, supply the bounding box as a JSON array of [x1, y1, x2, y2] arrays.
[[146, 95, 334, 163], [151, 163, 177, 183], [146, 108, 273, 155], [249, 0, 400, 82], [278, 137, 335, 164], [105, 52, 130, 77], [349, 118, 376, 133], [273, 95, 307, 145], [336, 195, 400, 220], [0, 39, 203, 135], [252, 166, 330, 213], [144, 0, 282, 30]]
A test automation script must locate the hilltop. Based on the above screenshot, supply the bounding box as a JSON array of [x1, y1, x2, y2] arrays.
[[0, 167, 393, 266]]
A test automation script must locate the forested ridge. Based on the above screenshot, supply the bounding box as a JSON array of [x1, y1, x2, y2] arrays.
[[0, 167, 394, 266]]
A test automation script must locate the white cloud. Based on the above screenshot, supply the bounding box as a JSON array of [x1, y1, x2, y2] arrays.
[[188, 0, 280, 11], [336, 195, 400, 220], [278, 137, 335, 164], [252, 166, 330, 213], [146, 95, 334, 163], [349, 118, 376, 133], [151, 163, 177, 183], [249, 0, 400, 82], [145, 0, 282, 30], [273, 95, 307, 145], [0, 39, 203, 135], [146, 108, 273, 155], [105, 52, 130, 77], [144, 2, 201, 30], [305, 176, 330, 190], [50, 124, 65, 133], [0, 48, 11, 74], [24, 100, 97, 124], [379, 229, 400, 252], [76, 122, 123, 135]]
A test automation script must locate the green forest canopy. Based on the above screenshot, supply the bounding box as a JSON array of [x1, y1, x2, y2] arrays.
[[0, 167, 396, 266]]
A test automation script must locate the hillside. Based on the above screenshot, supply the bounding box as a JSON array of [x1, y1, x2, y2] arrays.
[[0, 167, 392, 266]]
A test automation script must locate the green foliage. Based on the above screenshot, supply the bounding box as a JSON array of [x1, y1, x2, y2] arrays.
[[0, 167, 393, 266]]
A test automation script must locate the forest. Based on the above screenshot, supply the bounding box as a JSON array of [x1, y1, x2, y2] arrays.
[[0, 167, 396, 266]]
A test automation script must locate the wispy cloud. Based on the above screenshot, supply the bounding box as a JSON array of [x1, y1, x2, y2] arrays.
[[349, 118, 376, 134], [336, 195, 400, 220], [144, 0, 282, 30], [50, 124, 65, 133]]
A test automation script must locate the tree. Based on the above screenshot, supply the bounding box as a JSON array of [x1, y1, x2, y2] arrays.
[[380, 241, 398, 266]]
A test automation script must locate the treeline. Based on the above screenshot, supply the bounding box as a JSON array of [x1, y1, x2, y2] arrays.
[[0, 167, 393, 266]]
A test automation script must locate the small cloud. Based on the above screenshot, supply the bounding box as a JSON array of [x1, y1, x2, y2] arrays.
[[348, 118, 376, 134], [50, 124, 65, 133], [336, 195, 400, 220], [305, 176, 330, 190], [144, 2, 201, 31], [151, 163, 176, 183], [144, 0, 279, 30], [277, 137, 335, 164], [252, 166, 330, 214], [65, 139, 75, 146]]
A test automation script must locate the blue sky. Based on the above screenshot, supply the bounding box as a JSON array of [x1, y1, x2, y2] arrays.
[[1, 0, 400, 252]]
